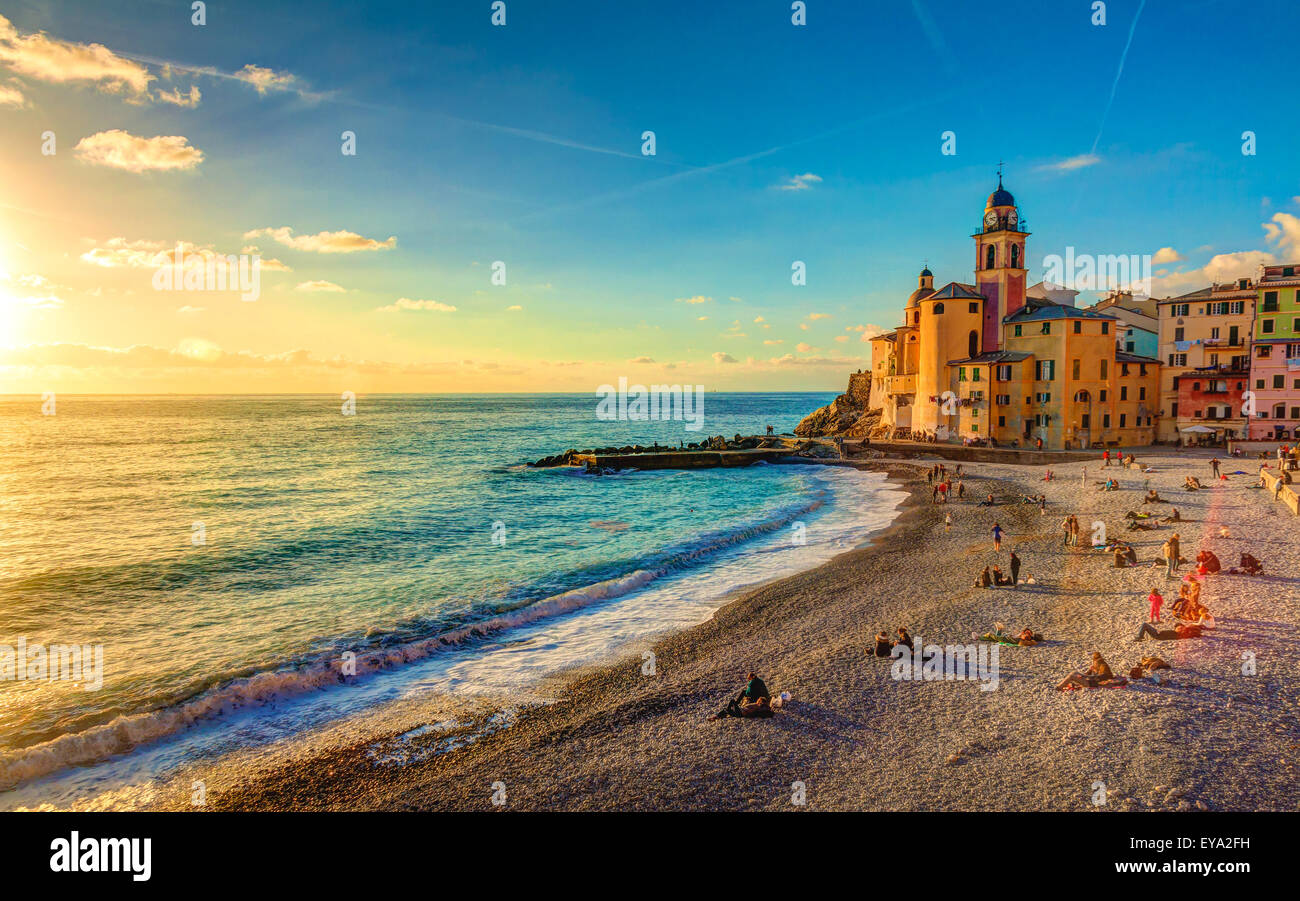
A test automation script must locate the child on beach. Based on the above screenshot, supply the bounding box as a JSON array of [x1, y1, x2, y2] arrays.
[[944, 512, 952, 532], [1147, 588, 1164, 622], [991, 522, 1004, 551]]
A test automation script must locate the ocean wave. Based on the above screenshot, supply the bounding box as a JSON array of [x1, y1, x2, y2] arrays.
[[0, 485, 830, 791]]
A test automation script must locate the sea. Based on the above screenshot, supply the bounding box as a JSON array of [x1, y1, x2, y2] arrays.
[[0, 393, 906, 809]]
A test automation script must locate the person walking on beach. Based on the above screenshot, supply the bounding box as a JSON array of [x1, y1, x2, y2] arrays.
[[1170, 531, 1182, 566], [1103, 449, 1111, 467], [956, 479, 966, 499], [1010, 550, 1021, 587], [944, 511, 952, 532], [1210, 457, 1221, 479], [932, 483, 940, 503], [992, 522, 1004, 551], [1060, 515, 1073, 547], [1036, 437, 1043, 452], [1070, 515, 1081, 547], [1161, 538, 1178, 579], [1148, 588, 1164, 622]]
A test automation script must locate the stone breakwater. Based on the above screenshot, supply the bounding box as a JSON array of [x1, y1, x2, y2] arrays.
[[529, 435, 840, 471]]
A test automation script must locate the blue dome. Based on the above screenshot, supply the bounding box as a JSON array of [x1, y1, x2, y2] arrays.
[[920, 267, 933, 278], [987, 187, 1015, 208]]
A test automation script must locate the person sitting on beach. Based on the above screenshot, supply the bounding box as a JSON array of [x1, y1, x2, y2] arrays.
[[710, 672, 773, 719], [1056, 653, 1118, 690], [1113, 544, 1137, 568], [992, 565, 1012, 587], [978, 494, 997, 507], [1160, 508, 1182, 523], [892, 627, 915, 651], [974, 566, 992, 588], [872, 631, 893, 658], [1238, 553, 1264, 576], [1142, 489, 1165, 504], [1184, 476, 1202, 491], [1196, 550, 1221, 574], [1134, 621, 1202, 642]]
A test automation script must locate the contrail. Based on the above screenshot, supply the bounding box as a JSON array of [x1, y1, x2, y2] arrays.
[[1091, 0, 1147, 154]]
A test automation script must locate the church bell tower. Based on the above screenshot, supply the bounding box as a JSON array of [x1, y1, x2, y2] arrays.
[[973, 169, 1029, 353]]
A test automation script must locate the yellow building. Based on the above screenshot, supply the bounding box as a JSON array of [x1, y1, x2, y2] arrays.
[[869, 180, 1160, 449]]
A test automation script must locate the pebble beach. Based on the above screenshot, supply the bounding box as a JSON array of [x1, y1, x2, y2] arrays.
[[196, 449, 1300, 812]]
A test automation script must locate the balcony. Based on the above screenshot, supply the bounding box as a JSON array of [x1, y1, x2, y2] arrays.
[[883, 374, 917, 395]]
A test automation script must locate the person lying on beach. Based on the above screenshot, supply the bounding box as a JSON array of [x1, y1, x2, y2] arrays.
[[1128, 656, 1172, 681], [1142, 489, 1166, 504], [1196, 550, 1221, 574], [1133, 621, 1202, 642], [1056, 653, 1123, 690], [872, 631, 892, 657], [976, 626, 1041, 646], [1124, 510, 1153, 519]]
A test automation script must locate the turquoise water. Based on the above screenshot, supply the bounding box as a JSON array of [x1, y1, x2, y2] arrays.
[[0, 393, 905, 805]]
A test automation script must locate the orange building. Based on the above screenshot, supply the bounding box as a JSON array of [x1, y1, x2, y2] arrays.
[[869, 180, 1159, 449]]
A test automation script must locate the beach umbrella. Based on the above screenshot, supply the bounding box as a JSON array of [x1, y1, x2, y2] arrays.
[[1180, 425, 1217, 433]]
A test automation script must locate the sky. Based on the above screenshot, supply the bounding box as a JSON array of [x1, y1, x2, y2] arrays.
[[1, 0, 1298, 394]]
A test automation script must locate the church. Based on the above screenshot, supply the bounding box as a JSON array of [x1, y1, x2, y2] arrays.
[[867, 179, 1160, 450]]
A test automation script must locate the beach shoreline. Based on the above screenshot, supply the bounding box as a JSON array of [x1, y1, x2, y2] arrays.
[[173, 452, 1300, 811]]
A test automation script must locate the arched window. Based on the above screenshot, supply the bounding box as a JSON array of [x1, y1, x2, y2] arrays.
[[985, 244, 995, 270], [1011, 245, 1020, 269], [914, 312, 920, 324], [933, 302, 945, 314], [968, 330, 979, 358]]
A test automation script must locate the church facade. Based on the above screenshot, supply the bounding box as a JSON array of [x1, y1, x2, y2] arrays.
[[868, 181, 1160, 450]]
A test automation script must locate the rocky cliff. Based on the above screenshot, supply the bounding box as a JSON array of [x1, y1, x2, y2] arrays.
[[794, 370, 881, 437]]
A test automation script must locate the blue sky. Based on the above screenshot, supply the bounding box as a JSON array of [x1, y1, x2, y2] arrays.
[[1, 0, 1298, 392]]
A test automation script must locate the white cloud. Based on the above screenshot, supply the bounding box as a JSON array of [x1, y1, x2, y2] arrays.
[[377, 297, 456, 313], [506, 304, 523, 311], [776, 172, 823, 191], [233, 64, 297, 95], [628, 356, 655, 364], [155, 84, 201, 108], [294, 280, 345, 292], [712, 352, 738, 364], [176, 305, 205, 314], [0, 14, 153, 99], [675, 295, 711, 304], [74, 130, 203, 173], [244, 226, 397, 254], [0, 79, 24, 107], [807, 312, 831, 321], [1151, 247, 1182, 264], [1037, 153, 1101, 172]]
